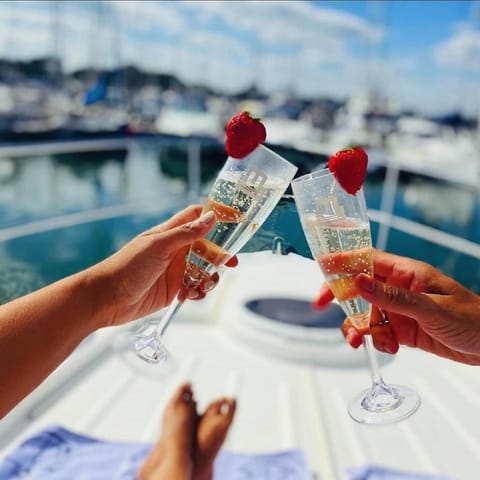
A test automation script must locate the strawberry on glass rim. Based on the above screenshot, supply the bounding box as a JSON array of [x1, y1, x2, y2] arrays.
[[225, 111, 266, 159], [328, 145, 368, 195]]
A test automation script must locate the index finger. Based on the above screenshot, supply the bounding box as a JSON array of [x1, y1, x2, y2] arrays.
[[312, 283, 335, 308], [143, 205, 204, 236]]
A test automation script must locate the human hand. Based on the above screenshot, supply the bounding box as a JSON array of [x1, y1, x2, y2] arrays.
[[93, 205, 238, 328], [313, 250, 480, 365]]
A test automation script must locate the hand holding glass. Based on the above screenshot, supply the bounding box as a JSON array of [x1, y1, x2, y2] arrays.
[[292, 169, 420, 424], [133, 145, 298, 364]]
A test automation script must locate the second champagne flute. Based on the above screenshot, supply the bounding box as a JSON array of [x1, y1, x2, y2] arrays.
[[292, 168, 420, 424], [133, 144, 298, 364]]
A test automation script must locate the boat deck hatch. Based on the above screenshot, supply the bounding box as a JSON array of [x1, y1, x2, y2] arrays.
[[245, 298, 344, 328]]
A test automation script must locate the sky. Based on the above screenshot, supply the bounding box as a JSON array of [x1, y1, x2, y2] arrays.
[[0, 1, 478, 116]]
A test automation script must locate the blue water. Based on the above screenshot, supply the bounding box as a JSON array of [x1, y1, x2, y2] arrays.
[[0, 138, 478, 303]]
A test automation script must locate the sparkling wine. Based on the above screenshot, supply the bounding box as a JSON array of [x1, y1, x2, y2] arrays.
[[304, 216, 373, 327], [185, 172, 286, 285]]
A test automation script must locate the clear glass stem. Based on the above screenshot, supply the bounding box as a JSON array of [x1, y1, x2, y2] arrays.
[[133, 296, 183, 363], [155, 298, 182, 337], [363, 334, 384, 386], [360, 334, 404, 415], [349, 324, 420, 424]]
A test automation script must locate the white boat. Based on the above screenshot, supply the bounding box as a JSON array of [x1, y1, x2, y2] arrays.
[[0, 248, 479, 479], [318, 93, 480, 187], [154, 92, 226, 139], [385, 116, 480, 188]]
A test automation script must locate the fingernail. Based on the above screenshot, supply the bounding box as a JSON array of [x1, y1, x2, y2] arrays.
[[193, 211, 215, 227], [346, 328, 362, 349], [385, 344, 398, 355], [203, 279, 216, 292], [357, 274, 374, 292], [188, 289, 199, 299]]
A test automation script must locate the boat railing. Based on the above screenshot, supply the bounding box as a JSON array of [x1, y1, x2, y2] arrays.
[[369, 208, 480, 260], [0, 135, 478, 264], [373, 158, 480, 260], [0, 138, 130, 158]]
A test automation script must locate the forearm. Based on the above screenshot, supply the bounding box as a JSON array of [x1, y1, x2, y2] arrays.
[[0, 266, 110, 418]]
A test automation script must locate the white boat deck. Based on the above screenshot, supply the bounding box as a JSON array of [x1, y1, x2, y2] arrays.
[[1, 252, 479, 479]]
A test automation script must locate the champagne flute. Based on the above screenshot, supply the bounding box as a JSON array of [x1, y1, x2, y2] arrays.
[[133, 144, 298, 364], [292, 168, 420, 424]]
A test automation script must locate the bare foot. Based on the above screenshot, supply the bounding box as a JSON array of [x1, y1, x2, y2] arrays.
[[193, 397, 236, 480], [138, 383, 198, 480]]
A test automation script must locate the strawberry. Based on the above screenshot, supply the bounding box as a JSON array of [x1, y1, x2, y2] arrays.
[[328, 146, 368, 195], [225, 111, 266, 159]]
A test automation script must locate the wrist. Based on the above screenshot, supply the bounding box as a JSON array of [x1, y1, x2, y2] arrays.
[[74, 263, 116, 332]]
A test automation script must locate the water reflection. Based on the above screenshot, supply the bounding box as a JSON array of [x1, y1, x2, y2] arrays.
[[364, 170, 480, 245], [0, 140, 189, 229], [404, 179, 476, 228]]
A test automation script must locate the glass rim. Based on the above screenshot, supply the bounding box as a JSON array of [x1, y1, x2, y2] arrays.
[[231, 144, 298, 173], [291, 167, 332, 185], [291, 167, 366, 197]]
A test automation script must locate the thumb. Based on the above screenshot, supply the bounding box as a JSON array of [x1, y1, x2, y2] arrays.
[[355, 273, 438, 319], [158, 210, 216, 253]]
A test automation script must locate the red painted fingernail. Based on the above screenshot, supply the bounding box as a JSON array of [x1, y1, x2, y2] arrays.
[[203, 279, 216, 292], [385, 344, 398, 354], [188, 289, 199, 299], [346, 328, 362, 348]]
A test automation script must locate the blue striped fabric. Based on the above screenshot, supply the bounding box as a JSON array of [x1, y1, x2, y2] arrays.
[[0, 426, 451, 479], [0, 426, 312, 480], [0, 426, 151, 479]]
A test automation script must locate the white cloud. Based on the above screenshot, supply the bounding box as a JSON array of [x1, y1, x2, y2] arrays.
[[0, 2, 52, 58], [181, 0, 382, 47], [433, 27, 480, 71], [110, 1, 186, 36]]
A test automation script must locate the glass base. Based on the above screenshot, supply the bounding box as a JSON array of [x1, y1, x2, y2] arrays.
[[348, 383, 420, 425], [133, 333, 168, 363], [113, 327, 179, 379]]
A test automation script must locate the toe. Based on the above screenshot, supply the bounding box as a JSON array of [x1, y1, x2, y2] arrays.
[[222, 399, 236, 423], [174, 382, 194, 402], [204, 397, 236, 426]]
